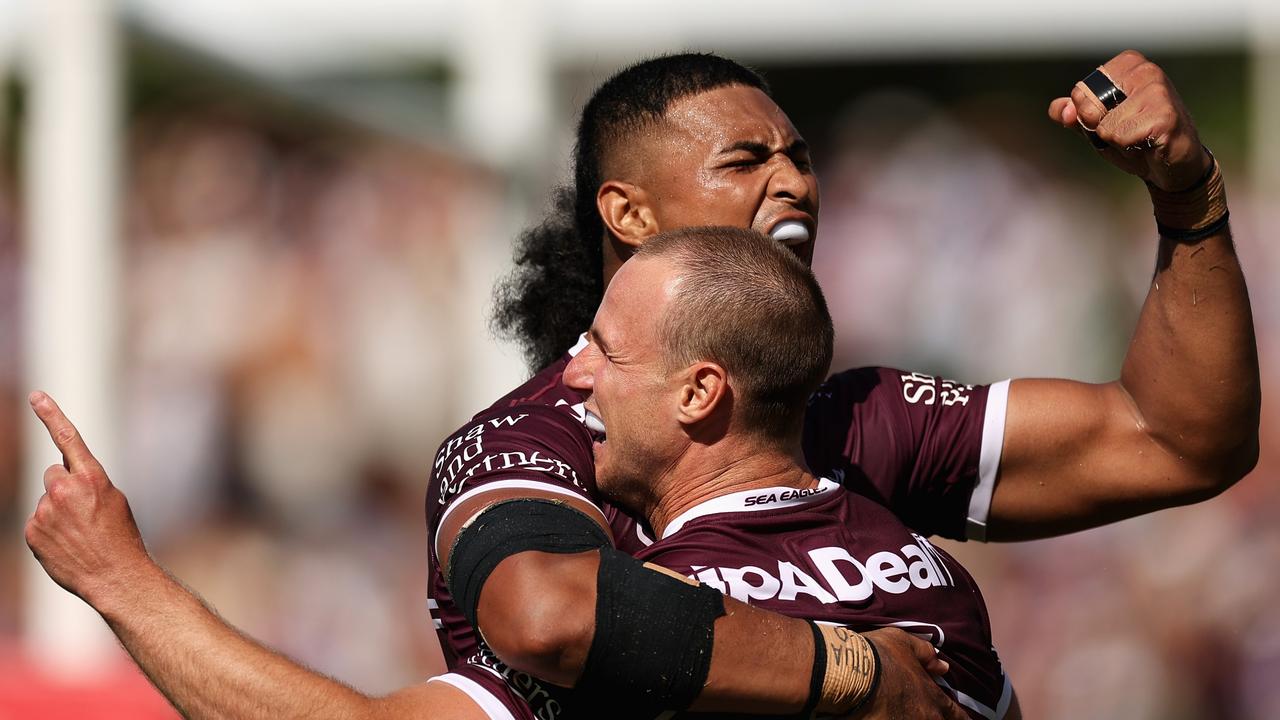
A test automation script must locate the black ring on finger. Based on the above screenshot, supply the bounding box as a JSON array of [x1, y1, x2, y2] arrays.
[[1082, 68, 1127, 110]]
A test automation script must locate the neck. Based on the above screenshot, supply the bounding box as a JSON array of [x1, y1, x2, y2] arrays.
[[644, 436, 816, 538], [601, 235, 635, 287]]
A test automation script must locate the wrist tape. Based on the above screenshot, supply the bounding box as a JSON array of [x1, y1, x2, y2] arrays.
[[804, 622, 881, 715], [1147, 151, 1229, 241]]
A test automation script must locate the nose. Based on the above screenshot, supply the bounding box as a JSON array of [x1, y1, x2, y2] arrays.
[[562, 345, 595, 393], [767, 156, 814, 209]]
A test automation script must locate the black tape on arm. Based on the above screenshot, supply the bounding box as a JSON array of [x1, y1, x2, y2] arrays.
[[446, 498, 611, 630], [578, 547, 726, 713]]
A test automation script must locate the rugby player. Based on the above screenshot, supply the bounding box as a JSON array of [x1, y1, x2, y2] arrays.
[[426, 47, 1257, 718], [438, 224, 1022, 719], [593, 227, 1019, 719]]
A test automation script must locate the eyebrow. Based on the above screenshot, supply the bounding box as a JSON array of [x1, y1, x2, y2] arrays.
[[587, 326, 612, 354], [718, 138, 810, 158]]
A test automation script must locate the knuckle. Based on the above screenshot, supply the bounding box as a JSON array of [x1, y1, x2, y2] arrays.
[[46, 480, 73, 503], [1120, 49, 1146, 63]]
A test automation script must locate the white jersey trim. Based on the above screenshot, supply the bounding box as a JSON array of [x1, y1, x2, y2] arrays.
[[429, 673, 518, 720], [936, 669, 1013, 720], [966, 379, 1010, 542], [435, 479, 609, 560], [568, 333, 589, 356], [661, 478, 841, 539]]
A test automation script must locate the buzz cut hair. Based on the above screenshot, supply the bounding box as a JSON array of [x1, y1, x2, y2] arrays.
[[636, 226, 833, 443]]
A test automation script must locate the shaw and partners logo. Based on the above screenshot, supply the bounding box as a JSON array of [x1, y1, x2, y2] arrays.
[[688, 534, 954, 605]]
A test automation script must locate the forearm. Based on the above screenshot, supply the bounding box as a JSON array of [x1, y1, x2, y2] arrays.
[[481, 549, 810, 711], [479, 550, 908, 716], [90, 559, 384, 720], [1120, 217, 1260, 477], [690, 597, 813, 713]]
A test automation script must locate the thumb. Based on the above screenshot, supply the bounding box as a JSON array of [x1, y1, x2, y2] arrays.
[[1048, 97, 1076, 127]]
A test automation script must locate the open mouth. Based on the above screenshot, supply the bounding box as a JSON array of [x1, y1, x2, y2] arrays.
[[769, 219, 811, 246]]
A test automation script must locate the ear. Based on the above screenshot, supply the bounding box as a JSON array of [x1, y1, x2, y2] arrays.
[[676, 362, 729, 427], [598, 180, 659, 251]]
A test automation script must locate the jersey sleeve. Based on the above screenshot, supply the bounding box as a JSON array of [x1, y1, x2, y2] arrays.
[[426, 402, 604, 559], [802, 367, 1010, 541], [429, 663, 537, 720]]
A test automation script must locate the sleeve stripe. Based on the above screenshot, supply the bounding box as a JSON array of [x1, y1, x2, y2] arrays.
[[428, 673, 519, 720], [435, 479, 609, 560], [967, 379, 1010, 542]]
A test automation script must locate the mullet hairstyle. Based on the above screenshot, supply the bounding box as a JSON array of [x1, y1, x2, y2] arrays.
[[638, 226, 833, 443], [492, 53, 771, 372]]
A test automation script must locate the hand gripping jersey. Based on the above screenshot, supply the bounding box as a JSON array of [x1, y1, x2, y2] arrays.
[[425, 338, 1011, 717]]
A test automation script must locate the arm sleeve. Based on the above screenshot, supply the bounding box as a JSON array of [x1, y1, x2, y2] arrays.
[[427, 403, 603, 556], [802, 367, 1010, 541], [426, 402, 605, 666]]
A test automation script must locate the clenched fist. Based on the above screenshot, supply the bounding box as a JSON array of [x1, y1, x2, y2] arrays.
[[1049, 49, 1211, 192], [24, 392, 150, 606]]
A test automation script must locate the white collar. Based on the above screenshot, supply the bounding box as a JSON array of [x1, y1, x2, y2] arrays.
[[661, 477, 841, 539]]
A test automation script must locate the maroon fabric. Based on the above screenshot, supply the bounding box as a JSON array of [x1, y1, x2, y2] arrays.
[[636, 480, 1008, 718], [803, 367, 991, 540], [425, 350, 997, 714]]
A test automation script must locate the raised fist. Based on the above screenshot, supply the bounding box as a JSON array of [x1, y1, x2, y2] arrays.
[[1049, 49, 1211, 192]]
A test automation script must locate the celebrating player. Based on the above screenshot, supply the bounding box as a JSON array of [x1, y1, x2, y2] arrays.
[[426, 48, 1257, 715], [435, 225, 1021, 719]]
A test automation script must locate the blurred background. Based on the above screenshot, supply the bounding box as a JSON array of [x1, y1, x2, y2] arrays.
[[0, 1, 1276, 718]]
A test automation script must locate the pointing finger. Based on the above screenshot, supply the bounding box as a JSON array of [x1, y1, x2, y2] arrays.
[[29, 391, 102, 474]]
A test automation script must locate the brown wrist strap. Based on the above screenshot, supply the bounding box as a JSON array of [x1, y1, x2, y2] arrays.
[[1147, 150, 1229, 241]]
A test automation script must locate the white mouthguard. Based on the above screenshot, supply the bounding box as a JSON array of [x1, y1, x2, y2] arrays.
[[769, 220, 810, 245], [583, 411, 606, 435]]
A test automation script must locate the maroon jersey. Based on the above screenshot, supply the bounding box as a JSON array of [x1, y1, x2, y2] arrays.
[[634, 479, 1014, 719], [429, 481, 1015, 720], [425, 337, 1011, 715]]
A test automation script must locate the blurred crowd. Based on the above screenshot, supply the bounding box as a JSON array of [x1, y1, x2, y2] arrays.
[[1, 77, 1278, 719], [1, 105, 509, 693]]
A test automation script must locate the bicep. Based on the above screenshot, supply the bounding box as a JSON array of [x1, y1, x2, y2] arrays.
[[477, 549, 601, 686], [987, 377, 1208, 540]]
